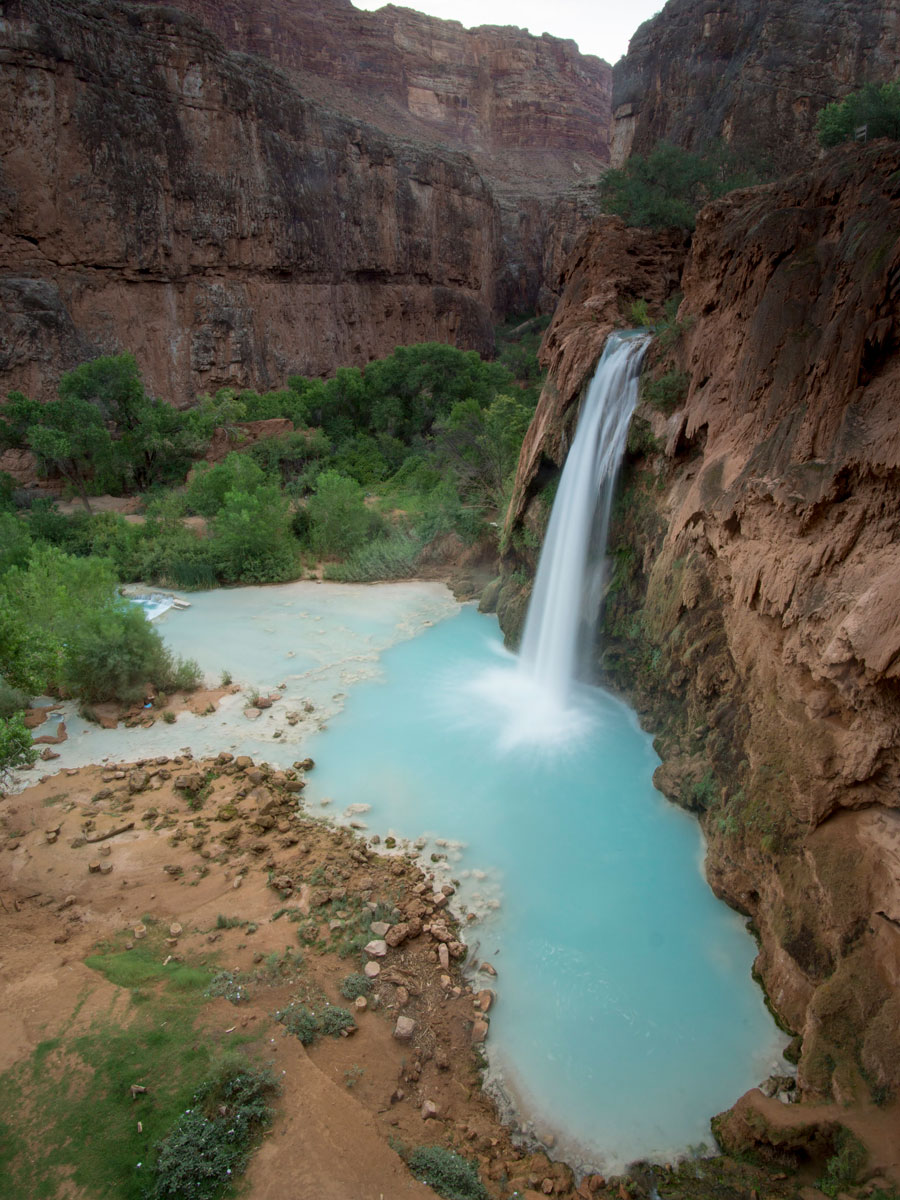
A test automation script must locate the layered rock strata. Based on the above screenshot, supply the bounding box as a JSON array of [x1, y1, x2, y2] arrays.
[[0, 0, 609, 405], [611, 0, 900, 172], [500, 142, 900, 1110]]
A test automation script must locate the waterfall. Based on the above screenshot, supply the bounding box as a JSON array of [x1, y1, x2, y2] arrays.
[[519, 331, 650, 705]]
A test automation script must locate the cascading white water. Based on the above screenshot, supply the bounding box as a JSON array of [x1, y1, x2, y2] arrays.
[[519, 331, 650, 705]]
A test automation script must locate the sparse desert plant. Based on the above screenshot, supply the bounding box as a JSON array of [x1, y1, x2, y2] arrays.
[[320, 1006, 356, 1038], [406, 1144, 489, 1200], [149, 1057, 279, 1200], [339, 973, 372, 1001]]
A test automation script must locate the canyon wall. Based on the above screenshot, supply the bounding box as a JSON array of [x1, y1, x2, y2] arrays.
[[611, 0, 900, 172], [499, 142, 900, 1108], [0, 0, 609, 405]]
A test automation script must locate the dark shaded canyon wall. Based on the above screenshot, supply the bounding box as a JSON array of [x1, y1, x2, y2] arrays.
[[611, 0, 900, 172], [500, 143, 900, 1106], [0, 0, 610, 405], [139, 0, 612, 170]]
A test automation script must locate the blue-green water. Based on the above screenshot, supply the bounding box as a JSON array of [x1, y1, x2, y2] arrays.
[[303, 604, 783, 1170]]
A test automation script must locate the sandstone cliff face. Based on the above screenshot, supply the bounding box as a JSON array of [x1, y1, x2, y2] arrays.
[[501, 143, 900, 1109], [140, 0, 611, 172], [611, 0, 900, 172], [0, 0, 609, 405]]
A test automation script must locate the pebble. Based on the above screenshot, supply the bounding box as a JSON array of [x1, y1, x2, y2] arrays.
[[364, 939, 387, 958], [370, 921, 390, 937], [363, 961, 381, 979], [438, 943, 450, 971], [354, 996, 367, 1012]]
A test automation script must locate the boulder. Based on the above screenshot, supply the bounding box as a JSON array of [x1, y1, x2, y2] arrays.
[[393, 1015, 416, 1041]]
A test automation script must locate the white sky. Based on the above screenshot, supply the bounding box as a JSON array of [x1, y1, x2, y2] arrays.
[[350, 0, 664, 64]]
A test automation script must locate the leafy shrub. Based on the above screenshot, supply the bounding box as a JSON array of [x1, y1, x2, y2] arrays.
[[816, 1127, 868, 1197], [0, 679, 31, 719], [339, 973, 372, 1001], [60, 603, 200, 704], [149, 1058, 278, 1200], [628, 298, 651, 326], [305, 470, 376, 558], [204, 970, 252, 1005], [0, 712, 37, 788], [275, 1003, 320, 1046], [0, 511, 32, 576], [642, 369, 690, 414], [406, 1145, 489, 1200], [186, 453, 268, 517], [209, 486, 299, 584], [320, 1006, 355, 1037], [817, 81, 900, 147]]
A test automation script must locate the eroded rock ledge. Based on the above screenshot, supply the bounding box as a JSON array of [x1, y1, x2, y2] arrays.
[[500, 142, 900, 1117]]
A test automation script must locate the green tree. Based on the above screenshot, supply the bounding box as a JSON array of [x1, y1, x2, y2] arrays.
[[186, 452, 268, 517], [435, 391, 535, 508], [210, 486, 299, 583], [597, 142, 763, 231], [305, 470, 374, 557], [0, 511, 32, 575], [0, 712, 36, 789], [0, 544, 198, 701], [60, 353, 202, 491], [0, 391, 113, 512], [817, 80, 900, 146]]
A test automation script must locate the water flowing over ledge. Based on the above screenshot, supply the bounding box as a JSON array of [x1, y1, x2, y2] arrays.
[[520, 332, 650, 708]]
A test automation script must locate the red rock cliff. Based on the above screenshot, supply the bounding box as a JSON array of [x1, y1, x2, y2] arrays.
[[0, 0, 610, 404], [611, 0, 900, 172], [501, 143, 900, 1112]]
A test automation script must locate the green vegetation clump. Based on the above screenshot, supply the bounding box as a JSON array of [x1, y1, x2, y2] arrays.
[[817, 80, 900, 147], [816, 1127, 868, 1197], [0, 712, 37, 788], [0, 334, 543, 602], [275, 1002, 320, 1045], [320, 1006, 356, 1037], [598, 142, 765, 231], [339, 972, 372, 1001], [406, 1145, 489, 1200], [148, 1058, 279, 1200], [642, 369, 690, 414], [0, 546, 200, 704]]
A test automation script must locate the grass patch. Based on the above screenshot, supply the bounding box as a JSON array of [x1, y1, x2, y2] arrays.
[[323, 530, 423, 582], [86, 944, 213, 994], [0, 963, 250, 1199], [0, 933, 276, 1200]]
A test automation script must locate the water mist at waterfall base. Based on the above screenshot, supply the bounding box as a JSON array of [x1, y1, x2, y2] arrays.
[[470, 331, 651, 753]]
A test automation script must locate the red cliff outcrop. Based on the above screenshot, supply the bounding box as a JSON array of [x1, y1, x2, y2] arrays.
[[0, 0, 610, 405], [502, 142, 900, 1116], [611, 0, 900, 172]]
